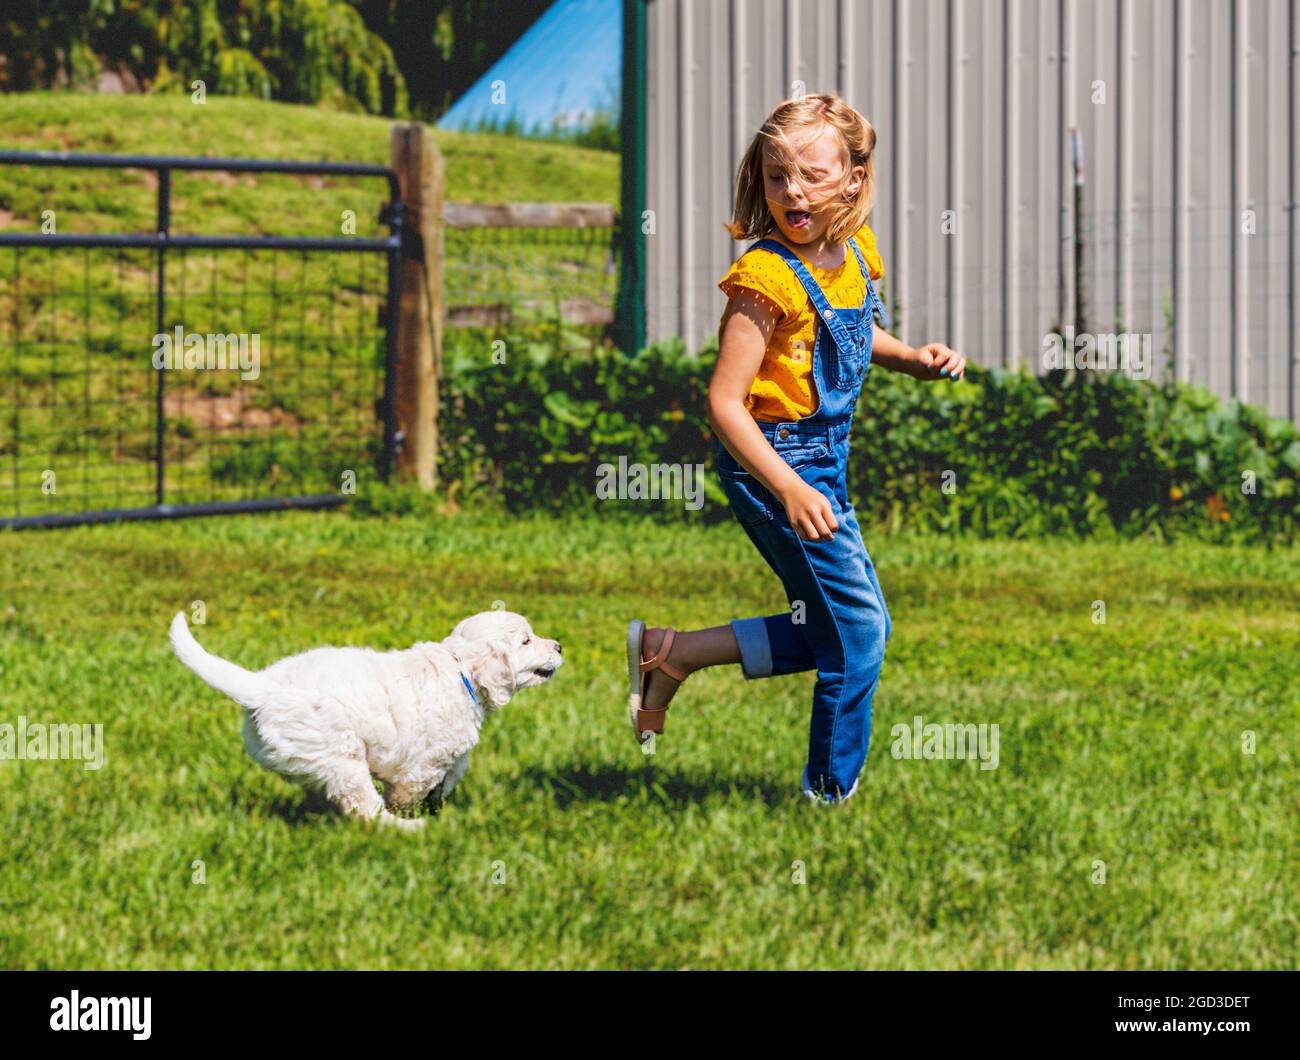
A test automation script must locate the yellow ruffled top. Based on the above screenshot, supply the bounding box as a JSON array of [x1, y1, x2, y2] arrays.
[[718, 224, 885, 421]]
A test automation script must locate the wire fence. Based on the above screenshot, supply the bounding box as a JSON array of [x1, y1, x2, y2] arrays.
[[440, 204, 621, 358], [0, 151, 402, 529], [0, 151, 625, 528]]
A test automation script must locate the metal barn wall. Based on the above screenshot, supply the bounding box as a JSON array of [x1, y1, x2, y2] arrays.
[[643, 0, 1299, 422]]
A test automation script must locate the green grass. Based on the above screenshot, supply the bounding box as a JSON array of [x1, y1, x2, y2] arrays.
[[1, 508, 1296, 969]]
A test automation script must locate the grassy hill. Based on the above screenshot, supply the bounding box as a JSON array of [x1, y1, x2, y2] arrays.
[[0, 92, 620, 237]]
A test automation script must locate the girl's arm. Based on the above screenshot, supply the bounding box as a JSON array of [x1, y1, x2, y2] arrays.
[[871, 329, 966, 381], [708, 290, 840, 542]]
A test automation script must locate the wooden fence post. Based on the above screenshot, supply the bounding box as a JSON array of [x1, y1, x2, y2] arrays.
[[391, 123, 443, 489]]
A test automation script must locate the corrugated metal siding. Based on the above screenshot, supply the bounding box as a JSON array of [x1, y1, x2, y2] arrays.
[[644, 0, 1300, 421]]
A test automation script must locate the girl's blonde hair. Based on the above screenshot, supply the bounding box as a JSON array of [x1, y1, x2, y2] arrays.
[[723, 93, 877, 246]]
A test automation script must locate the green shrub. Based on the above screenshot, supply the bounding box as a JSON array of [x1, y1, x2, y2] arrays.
[[430, 336, 1300, 543], [436, 331, 716, 518]]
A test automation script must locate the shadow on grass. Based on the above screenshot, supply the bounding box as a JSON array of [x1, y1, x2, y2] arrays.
[[246, 787, 336, 825], [245, 785, 456, 826], [233, 764, 778, 823], [518, 763, 787, 807]]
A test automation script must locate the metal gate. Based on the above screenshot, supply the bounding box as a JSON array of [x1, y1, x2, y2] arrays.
[[0, 150, 403, 529]]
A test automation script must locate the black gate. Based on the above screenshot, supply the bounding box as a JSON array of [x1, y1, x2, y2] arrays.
[[0, 150, 403, 529]]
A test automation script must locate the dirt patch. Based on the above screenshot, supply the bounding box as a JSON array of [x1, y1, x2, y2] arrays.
[[38, 128, 77, 150], [188, 170, 259, 189], [163, 388, 301, 432], [124, 167, 158, 190], [2, 129, 76, 150]]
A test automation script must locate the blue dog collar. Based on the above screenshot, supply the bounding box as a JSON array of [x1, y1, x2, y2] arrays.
[[459, 671, 477, 703]]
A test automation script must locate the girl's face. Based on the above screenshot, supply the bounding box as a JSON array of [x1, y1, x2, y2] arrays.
[[762, 125, 863, 247]]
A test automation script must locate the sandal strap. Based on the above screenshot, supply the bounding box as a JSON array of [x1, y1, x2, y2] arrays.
[[638, 626, 675, 672], [638, 626, 688, 682], [636, 706, 668, 732]]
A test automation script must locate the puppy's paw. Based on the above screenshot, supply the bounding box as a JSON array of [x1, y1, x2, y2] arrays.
[[382, 813, 427, 833]]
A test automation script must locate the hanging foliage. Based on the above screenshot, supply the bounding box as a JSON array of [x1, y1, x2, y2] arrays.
[[0, 0, 408, 115]]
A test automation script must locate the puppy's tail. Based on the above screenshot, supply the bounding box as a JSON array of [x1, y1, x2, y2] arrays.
[[169, 612, 272, 710]]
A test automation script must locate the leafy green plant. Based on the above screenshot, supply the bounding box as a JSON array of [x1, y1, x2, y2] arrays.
[[431, 336, 1300, 543], [434, 328, 715, 519]]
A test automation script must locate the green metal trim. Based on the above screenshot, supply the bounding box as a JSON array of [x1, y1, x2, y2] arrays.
[[616, 0, 646, 356]]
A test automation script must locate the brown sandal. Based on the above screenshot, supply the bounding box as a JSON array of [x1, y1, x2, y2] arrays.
[[626, 619, 688, 744]]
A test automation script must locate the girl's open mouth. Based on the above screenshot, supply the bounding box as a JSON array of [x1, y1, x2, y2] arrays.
[[786, 209, 811, 229]]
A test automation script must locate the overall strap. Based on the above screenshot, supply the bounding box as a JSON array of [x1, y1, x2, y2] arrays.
[[846, 235, 890, 329], [865, 270, 890, 330], [842, 234, 894, 329], [843, 234, 891, 329], [748, 235, 889, 332]]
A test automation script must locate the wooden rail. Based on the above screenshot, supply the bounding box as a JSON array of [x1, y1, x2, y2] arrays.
[[390, 124, 616, 489]]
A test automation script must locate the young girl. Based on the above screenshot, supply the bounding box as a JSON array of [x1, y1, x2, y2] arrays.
[[626, 93, 965, 804]]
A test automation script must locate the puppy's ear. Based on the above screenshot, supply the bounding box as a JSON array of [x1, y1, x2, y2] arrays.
[[476, 646, 516, 709], [446, 624, 517, 710]]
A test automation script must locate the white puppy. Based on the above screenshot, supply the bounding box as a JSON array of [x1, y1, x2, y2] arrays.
[[169, 610, 562, 830]]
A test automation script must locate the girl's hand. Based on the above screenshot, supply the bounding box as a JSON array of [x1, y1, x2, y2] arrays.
[[911, 343, 966, 381], [778, 480, 839, 542]]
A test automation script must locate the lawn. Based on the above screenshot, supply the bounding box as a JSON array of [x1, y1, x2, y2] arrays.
[[0, 508, 1295, 969]]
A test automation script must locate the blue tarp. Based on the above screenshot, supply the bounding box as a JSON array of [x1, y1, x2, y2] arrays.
[[437, 0, 621, 135]]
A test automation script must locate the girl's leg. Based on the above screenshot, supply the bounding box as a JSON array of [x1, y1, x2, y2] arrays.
[[640, 605, 825, 714], [729, 451, 889, 800], [842, 503, 892, 644], [644, 441, 843, 720], [639, 624, 741, 713], [727, 513, 822, 680], [765, 517, 886, 801]]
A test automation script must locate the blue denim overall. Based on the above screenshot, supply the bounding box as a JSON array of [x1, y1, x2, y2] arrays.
[[716, 235, 892, 803]]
